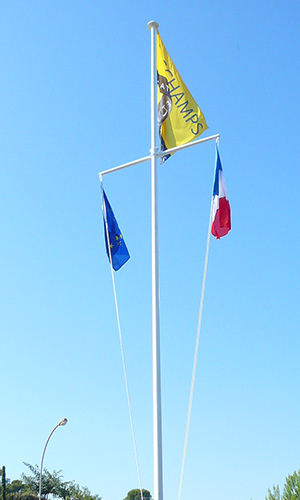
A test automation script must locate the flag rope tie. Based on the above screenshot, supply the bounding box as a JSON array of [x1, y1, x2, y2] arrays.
[[178, 197, 213, 500], [101, 179, 144, 500]]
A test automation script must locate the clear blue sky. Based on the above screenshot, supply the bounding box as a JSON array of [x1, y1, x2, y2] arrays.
[[1, 1, 300, 500]]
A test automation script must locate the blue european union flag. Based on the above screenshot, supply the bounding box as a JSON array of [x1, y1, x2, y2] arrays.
[[102, 190, 130, 271]]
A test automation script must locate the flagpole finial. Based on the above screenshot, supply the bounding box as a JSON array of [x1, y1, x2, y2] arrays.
[[148, 20, 159, 30]]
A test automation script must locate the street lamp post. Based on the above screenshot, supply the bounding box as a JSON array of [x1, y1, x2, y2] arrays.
[[38, 418, 68, 500]]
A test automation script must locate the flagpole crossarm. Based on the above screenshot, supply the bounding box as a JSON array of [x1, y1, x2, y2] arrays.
[[99, 154, 152, 179], [158, 133, 220, 159], [150, 146, 159, 157]]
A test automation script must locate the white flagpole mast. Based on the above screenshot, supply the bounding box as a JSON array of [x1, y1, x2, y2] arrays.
[[148, 20, 163, 500], [99, 24, 220, 500]]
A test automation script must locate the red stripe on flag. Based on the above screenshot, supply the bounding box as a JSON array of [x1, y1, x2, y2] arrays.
[[211, 197, 231, 239]]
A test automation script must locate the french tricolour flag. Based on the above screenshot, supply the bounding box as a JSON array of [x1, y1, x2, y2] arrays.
[[211, 148, 231, 239]]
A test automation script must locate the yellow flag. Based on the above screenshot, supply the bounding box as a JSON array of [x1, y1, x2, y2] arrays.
[[157, 32, 208, 160]]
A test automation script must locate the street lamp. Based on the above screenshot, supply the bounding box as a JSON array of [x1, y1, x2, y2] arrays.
[[38, 418, 68, 500]]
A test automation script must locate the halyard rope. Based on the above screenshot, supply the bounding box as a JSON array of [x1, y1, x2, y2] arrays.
[[178, 196, 213, 500], [101, 178, 144, 500]]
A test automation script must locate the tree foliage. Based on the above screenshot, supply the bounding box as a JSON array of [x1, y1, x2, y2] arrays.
[[266, 468, 300, 500], [282, 469, 300, 500], [2, 467, 6, 500], [266, 485, 281, 500], [21, 463, 71, 499], [0, 469, 29, 500], [1, 464, 101, 500], [67, 483, 101, 500], [123, 489, 152, 500]]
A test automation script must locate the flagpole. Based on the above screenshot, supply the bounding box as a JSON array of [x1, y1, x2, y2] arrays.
[[148, 20, 163, 500], [99, 25, 222, 500]]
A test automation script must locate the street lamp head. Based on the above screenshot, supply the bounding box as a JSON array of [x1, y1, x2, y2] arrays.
[[58, 418, 68, 426]]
